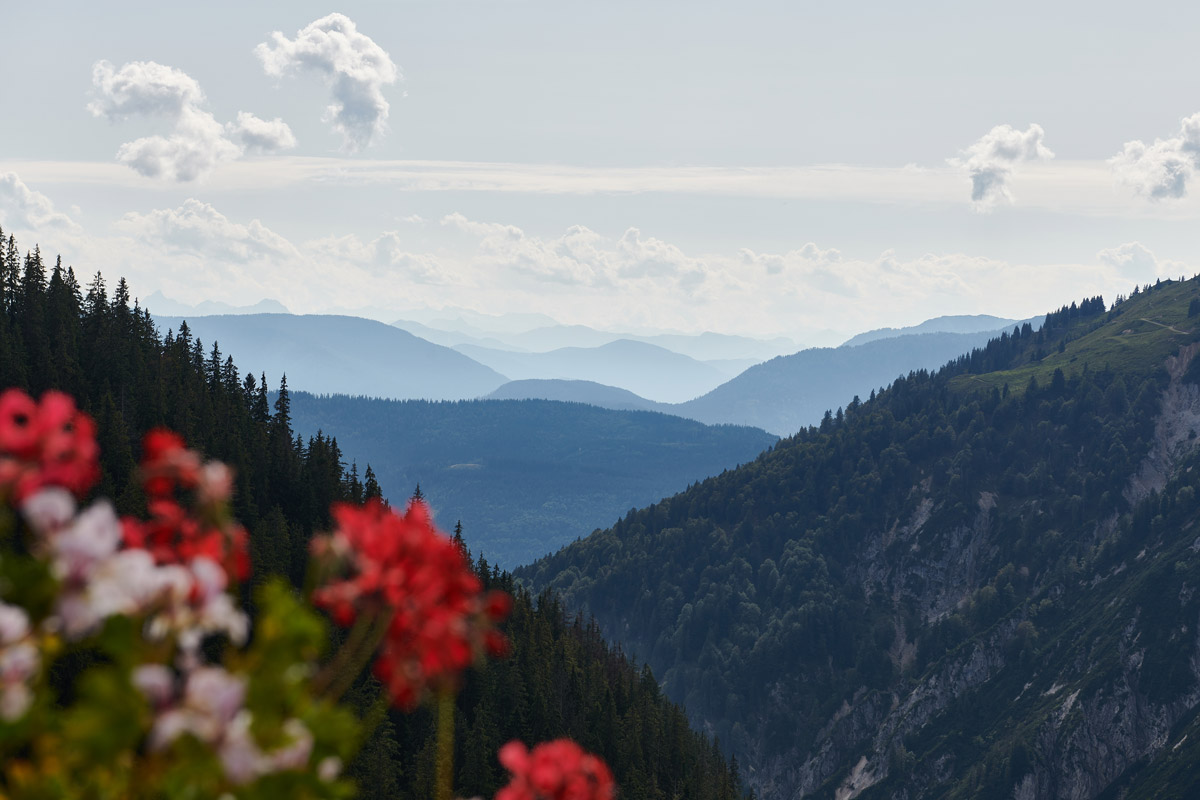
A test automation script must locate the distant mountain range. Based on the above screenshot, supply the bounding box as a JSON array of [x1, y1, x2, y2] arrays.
[[840, 313, 1020, 347], [152, 314, 506, 400], [672, 327, 1027, 435], [484, 322, 1036, 436], [142, 291, 290, 316], [454, 339, 731, 404], [149, 299, 1037, 438], [287, 393, 777, 567], [486, 379, 659, 411], [393, 318, 797, 363]]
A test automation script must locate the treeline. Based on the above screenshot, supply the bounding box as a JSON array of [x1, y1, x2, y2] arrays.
[[383, 555, 745, 800], [0, 233, 358, 582], [0, 230, 746, 800]]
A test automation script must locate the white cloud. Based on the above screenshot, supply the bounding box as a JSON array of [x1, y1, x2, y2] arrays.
[[1110, 113, 1200, 200], [228, 112, 298, 154], [307, 232, 447, 283], [115, 107, 243, 182], [89, 60, 296, 181], [88, 60, 204, 119], [615, 228, 698, 279], [950, 124, 1054, 211], [0, 173, 79, 231], [441, 214, 709, 288], [117, 199, 297, 262], [256, 13, 400, 152], [1096, 241, 1180, 281]]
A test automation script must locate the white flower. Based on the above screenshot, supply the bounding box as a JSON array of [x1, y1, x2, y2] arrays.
[[219, 710, 266, 784], [132, 663, 176, 707], [318, 755, 343, 782], [59, 548, 189, 639], [0, 635, 39, 722], [147, 557, 249, 657], [270, 718, 314, 771], [150, 666, 245, 750], [0, 683, 32, 721], [19, 487, 76, 534], [217, 712, 313, 784], [49, 500, 122, 584], [0, 602, 30, 644], [146, 664, 313, 785], [198, 462, 233, 504]]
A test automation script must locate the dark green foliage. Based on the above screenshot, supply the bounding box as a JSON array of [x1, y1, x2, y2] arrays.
[[286, 392, 777, 567], [519, 279, 1200, 798], [373, 561, 745, 800]]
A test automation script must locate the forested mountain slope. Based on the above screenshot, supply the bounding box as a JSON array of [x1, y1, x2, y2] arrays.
[[0, 231, 747, 800], [521, 280, 1200, 799], [288, 392, 777, 567]]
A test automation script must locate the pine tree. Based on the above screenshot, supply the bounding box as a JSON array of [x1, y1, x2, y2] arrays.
[[364, 465, 382, 501]]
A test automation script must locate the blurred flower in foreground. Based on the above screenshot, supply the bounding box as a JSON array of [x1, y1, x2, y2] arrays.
[[313, 498, 510, 708], [0, 389, 99, 502], [497, 739, 616, 800]]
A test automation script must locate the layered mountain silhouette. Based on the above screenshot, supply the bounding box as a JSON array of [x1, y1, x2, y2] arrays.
[[455, 339, 730, 404], [152, 313, 507, 400]]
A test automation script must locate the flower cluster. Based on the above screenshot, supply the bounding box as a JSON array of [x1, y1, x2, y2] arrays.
[[137, 664, 317, 785], [20, 485, 247, 658], [0, 387, 614, 799], [497, 740, 616, 800], [312, 498, 511, 708], [0, 389, 98, 502], [122, 428, 249, 582]]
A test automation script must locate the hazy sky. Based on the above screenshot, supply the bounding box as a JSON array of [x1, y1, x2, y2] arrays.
[[3, 1, 1200, 342]]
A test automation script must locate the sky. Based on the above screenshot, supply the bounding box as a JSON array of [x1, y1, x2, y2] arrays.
[[2, 0, 1200, 344]]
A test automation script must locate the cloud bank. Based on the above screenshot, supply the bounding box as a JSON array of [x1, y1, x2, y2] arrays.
[[1095, 241, 1185, 282], [950, 124, 1054, 211], [89, 60, 295, 181], [1110, 113, 1200, 200], [256, 13, 400, 152], [0, 172, 79, 231], [8, 174, 1178, 341], [117, 199, 298, 262]]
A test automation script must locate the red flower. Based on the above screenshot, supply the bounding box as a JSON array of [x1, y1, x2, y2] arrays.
[[312, 498, 510, 708], [122, 430, 249, 582], [497, 740, 615, 800], [122, 502, 249, 582], [0, 389, 99, 501], [140, 428, 201, 499]]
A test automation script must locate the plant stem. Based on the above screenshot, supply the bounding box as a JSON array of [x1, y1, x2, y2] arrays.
[[435, 687, 455, 800]]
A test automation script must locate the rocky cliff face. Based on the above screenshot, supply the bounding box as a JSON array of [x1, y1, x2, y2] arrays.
[[747, 348, 1200, 800]]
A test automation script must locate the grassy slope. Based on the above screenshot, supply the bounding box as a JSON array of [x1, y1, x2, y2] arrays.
[[951, 282, 1197, 395]]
